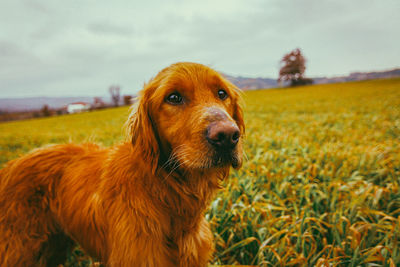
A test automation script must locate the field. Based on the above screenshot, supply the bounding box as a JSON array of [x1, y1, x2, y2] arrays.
[[1, 78, 399, 266]]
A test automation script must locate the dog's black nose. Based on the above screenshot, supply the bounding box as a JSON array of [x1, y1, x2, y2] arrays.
[[207, 121, 240, 149]]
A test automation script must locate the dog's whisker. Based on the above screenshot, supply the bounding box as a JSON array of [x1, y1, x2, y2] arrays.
[[163, 159, 186, 181], [161, 144, 188, 170], [162, 149, 190, 181]]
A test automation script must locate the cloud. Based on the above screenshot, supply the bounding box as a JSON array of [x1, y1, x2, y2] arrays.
[[0, 0, 399, 97], [87, 22, 135, 36]]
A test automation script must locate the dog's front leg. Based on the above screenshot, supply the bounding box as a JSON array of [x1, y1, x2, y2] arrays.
[[106, 235, 176, 267], [178, 218, 214, 267], [104, 211, 176, 267]]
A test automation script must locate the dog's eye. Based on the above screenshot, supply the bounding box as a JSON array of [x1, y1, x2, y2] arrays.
[[166, 92, 183, 104], [217, 89, 228, 100]]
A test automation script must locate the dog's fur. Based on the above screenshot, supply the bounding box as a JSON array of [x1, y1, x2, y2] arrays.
[[0, 62, 244, 266]]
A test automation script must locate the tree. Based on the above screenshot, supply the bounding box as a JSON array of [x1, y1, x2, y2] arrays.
[[109, 86, 120, 107], [93, 97, 106, 109], [41, 104, 51, 117], [278, 48, 313, 86]]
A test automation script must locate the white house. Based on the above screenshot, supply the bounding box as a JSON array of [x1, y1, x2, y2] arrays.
[[67, 102, 91, 113]]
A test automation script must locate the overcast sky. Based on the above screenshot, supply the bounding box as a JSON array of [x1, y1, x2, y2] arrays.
[[0, 0, 399, 98]]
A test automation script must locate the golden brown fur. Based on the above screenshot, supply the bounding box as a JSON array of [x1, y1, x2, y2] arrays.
[[0, 62, 244, 266]]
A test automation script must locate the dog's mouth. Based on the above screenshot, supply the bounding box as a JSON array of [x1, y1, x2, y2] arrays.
[[164, 143, 241, 172], [211, 148, 240, 168]]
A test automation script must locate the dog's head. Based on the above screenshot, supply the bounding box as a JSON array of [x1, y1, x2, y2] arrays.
[[127, 62, 244, 174]]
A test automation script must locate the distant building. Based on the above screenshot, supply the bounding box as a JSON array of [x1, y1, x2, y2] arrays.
[[67, 102, 91, 113]]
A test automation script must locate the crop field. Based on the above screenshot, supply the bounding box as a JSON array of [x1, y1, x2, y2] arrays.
[[0, 78, 399, 266]]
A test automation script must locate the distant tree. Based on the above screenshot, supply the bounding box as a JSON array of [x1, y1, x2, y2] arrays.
[[109, 86, 120, 107], [93, 97, 106, 109], [123, 95, 133, 106], [41, 105, 51, 117], [278, 48, 313, 86]]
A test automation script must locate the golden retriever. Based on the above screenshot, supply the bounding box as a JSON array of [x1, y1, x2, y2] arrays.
[[0, 62, 244, 266]]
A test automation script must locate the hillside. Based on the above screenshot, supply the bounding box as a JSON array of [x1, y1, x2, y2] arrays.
[[224, 67, 400, 90], [0, 96, 96, 112], [313, 68, 400, 84], [223, 74, 278, 90]]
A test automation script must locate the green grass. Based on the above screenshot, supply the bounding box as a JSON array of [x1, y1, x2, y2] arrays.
[[1, 78, 399, 266]]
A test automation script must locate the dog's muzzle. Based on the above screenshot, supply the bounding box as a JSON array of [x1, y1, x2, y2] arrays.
[[205, 107, 241, 167]]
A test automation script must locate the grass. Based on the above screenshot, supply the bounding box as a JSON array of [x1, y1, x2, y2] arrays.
[[1, 78, 399, 266]]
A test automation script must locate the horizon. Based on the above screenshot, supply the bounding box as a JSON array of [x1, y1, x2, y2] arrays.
[[1, 0, 399, 98], [1, 66, 399, 100]]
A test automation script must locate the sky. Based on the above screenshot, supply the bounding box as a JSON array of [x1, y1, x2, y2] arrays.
[[0, 0, 399, 98]]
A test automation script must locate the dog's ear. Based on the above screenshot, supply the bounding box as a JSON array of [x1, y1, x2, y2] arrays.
[[233, 95, 245, 135], [231, 86, 245, 170], [126, 85, 159, 173], [231, 86, 245, 136], [220, 75, 245, 136]]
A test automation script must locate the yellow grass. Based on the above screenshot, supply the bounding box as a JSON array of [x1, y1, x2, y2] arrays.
[[1, 78, 399, 266]]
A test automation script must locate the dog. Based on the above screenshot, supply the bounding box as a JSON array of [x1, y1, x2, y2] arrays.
[[0, 62, 244, 266]]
